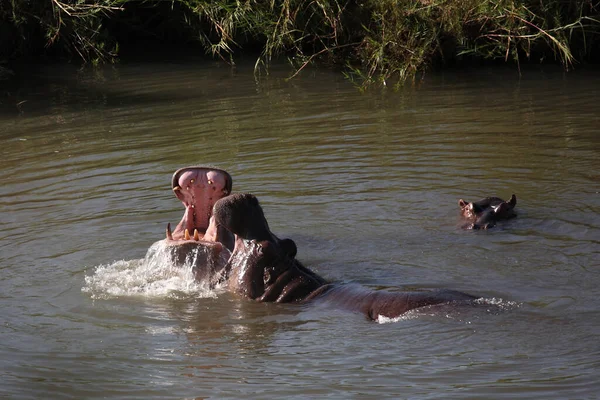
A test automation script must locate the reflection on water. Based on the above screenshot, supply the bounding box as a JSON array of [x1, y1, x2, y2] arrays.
[[1, 62, 599, 399]]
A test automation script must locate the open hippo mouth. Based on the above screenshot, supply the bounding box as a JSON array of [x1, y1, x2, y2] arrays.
[[156, 166, 235, 284], [165, 166, 234, 249]]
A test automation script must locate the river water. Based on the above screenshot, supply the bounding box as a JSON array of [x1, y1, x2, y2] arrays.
[[1, 62, 599, 399]]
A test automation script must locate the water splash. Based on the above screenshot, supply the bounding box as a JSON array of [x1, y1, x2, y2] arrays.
[[377, 311, 421, 324], [473, 296, 520, 310], [376, 297, 520, 324], [82, 240, 225, 300]]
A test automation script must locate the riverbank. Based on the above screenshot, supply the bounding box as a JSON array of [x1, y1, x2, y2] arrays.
[[1, 0, 599, 86]]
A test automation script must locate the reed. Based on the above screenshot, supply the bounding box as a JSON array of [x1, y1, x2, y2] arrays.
[[1, 0, 598, 85]]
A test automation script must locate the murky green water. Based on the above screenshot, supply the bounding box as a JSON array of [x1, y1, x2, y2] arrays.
[[1, 62, 599, 399]]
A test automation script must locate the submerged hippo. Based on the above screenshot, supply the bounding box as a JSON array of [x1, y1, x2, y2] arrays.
[[207, 193, 478, 321], [458, 194, 517, 230]]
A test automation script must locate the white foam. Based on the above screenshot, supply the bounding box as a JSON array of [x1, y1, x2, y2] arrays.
[[473, 297, 520, 310], [82, 241, 223, 300], [376, 297, 520, 324], [377, 311, 421, 324]]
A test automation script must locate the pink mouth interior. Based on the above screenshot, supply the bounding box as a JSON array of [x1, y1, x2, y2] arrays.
[[169, 167, 231, 241]]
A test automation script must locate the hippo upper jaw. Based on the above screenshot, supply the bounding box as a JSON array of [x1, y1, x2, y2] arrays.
[[162, 166, 235, 251], [167, 166, 233, 242], [152, 167, 236, 286]]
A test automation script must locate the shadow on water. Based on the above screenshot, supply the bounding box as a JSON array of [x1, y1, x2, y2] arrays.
[[1, 62, 242, 117]]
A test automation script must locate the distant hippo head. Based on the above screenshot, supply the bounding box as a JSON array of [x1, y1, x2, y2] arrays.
[[458, 194, 517, 230], [156, 166, 236, 285], [211, 193, 326, 302]]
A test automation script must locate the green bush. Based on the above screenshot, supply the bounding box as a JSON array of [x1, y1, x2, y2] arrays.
[[1, 0, 599, 84]]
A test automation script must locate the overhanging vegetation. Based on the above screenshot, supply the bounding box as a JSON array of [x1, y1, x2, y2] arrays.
[[1, 0, 599, 85]]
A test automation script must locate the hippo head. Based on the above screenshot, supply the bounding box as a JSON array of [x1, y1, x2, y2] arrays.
[[458, 199, 484, 219], [211, 193, 325, 302], [458, 194, 517, 230], [157, 166, 236, 285]]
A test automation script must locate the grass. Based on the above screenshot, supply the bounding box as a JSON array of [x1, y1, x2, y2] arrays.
[[1, 0, 599, 86]]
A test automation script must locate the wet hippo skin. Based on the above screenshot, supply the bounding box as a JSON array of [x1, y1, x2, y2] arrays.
[[211, 193, 478, 321], [152, 166, 478, 320], [458, 194, 517, 230]]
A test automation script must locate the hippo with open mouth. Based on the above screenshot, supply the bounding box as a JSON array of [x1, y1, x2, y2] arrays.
[[458, 194, 517, 230], [157, 166, 235, 286], [156, 166, 478, 320]]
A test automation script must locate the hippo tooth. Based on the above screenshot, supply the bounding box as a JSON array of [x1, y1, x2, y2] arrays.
[[173, 186, 181, 192], [166, 223, 173, 240], [193, 229, 200, 241], [185, 229, 191, 240]]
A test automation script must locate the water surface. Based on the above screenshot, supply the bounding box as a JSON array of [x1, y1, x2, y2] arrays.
[[1, 62, 599, 399]]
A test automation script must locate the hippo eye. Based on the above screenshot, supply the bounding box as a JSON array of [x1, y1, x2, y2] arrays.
[[190, 179, 195, 184]]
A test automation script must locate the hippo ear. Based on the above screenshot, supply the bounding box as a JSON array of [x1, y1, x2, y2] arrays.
[[494, 202, 511, 214], [279, 238, 297, 259], [508, 194, 517, 207], [458, 199, 468, 209]]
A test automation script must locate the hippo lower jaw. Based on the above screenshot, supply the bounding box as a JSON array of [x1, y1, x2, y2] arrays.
[[146, 238, 231, 286]]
